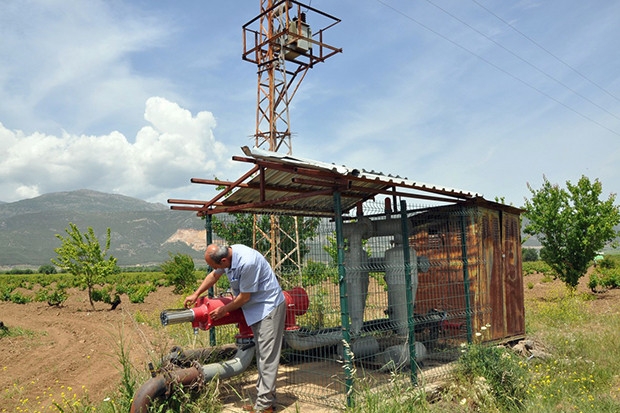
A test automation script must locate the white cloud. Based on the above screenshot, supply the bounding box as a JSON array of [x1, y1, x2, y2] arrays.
[[0, 98, 231, 203], [0, 0, 172, 135]]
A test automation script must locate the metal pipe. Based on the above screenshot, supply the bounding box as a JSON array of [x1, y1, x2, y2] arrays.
[[200, 341, 255, 380], [283, 329, 343, 351], [130, 342, 255, 413], [160, 309, 194, 326], [130, 367, 200, 413]]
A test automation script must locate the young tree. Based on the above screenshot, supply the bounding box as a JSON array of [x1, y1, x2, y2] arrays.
[[523, 175, 620, 289], [161, 252, 197, 294], [521, 248, 539, 262], [52, 223, 117, 308]]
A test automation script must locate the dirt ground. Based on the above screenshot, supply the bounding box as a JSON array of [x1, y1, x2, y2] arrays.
[[0, 285, 337, 412], [1, 272, 619, 412]]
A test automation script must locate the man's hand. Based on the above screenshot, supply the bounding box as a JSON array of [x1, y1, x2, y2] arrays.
[[209, 306, 227, 321], [184, 293, 199, 308]]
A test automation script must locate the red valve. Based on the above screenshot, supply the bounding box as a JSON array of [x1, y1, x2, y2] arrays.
[[188, 287, 309, 338]]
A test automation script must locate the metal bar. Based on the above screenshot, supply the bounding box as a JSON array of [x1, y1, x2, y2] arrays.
[[400, 200, 417, 385], [168, 199, 208, 206], [344, 173, 476, 200], [228, 188, 335, 209], [291, 177, 350, 188], [334, 191, 353, 407], [344, 185, 471, 203], [168, 166, 260, 210], [169, 205, 209, 212], [460, 206, 473, 343], [190, 177, 326, 196]]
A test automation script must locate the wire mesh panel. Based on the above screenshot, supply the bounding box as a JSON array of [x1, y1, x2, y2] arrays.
[[204, 198, 521, 407]]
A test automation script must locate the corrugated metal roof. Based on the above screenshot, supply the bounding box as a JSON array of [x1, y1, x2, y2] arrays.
[[168, 146, 482, 217]]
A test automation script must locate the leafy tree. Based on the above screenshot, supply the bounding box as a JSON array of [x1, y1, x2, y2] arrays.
[[212, 214, 270, 252], [52, 223, 118, 308], [212, 213, 320, 272], [521, 248, 539, 262], [161, 252, 197, 294], [38, 264, 57, 275], [523, 175, 620, 289]]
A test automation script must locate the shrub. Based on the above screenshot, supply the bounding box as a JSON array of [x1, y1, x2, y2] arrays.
[[38, 264, 57, 274], [301, 260, 335, 286], [522, 261, 555, 277], [0, 286, 12, 301], [597, 255, 617, 269], [9, 291, 32, 304], [91, 285, 121, 309], [522, 248, 539, 262], [161, 252, 198, 294], [454, 344, 529, 411], [9, 268, 34, 275], [35, 286, 68, 307], [589, 267, 620, 291], [127, 284, 156, 303]]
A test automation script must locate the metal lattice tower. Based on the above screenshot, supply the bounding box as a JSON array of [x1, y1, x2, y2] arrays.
[[242, 1, 341, 271]]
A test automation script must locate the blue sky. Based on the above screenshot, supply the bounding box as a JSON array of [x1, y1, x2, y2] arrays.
[[1, 0, 619, 207]]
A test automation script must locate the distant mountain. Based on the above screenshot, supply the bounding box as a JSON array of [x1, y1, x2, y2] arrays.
[[0, 189, 207, 268], [0, 189, 167, 219]]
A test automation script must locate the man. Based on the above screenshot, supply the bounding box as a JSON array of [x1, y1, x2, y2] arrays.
[[184, 244, 286, 413]]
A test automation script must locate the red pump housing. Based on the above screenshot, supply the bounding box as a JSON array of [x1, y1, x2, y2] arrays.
[[188, 287, 309, 339], [191, 295, 253, 337]]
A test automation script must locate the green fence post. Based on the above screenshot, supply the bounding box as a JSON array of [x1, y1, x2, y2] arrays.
[[459, 207, 473, 343], [334, 191, 353, 407], [400, 200, 417, 385], [205, 214, 216, 347]]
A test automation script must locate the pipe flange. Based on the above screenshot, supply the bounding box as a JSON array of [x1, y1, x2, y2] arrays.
[[160, 365, 177, 398], [189, 360, 206, 392]]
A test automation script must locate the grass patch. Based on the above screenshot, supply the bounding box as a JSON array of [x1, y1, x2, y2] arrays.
[[0, 325, 37, 340], [520, 293, 620, 412]]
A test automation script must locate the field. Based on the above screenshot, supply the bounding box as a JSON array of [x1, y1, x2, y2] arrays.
[[1, 268, 620, 412], [0, 276, 336, 412]]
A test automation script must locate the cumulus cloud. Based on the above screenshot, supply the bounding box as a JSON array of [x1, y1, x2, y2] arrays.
[[0, 97, 230, 203]]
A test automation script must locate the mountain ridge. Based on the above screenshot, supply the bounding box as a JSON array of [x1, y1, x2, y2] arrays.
[[0, 189, 167, 219], [0, 189, 206, 267]]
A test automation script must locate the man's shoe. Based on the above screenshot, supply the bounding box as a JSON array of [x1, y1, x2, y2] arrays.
[[241, 404, 275, 413]]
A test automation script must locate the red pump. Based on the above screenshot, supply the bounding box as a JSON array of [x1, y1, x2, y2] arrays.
[[192, 294, 253, 337], [160, 287, 309, 338]]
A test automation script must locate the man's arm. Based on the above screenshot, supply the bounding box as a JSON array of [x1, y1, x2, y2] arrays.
[[209, 292, 251, 320], [184, 270, 222, 308]]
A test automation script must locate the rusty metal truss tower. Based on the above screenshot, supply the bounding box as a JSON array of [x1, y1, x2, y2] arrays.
[[242, 1, 341, 272], [242, 0, 341, 153]]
